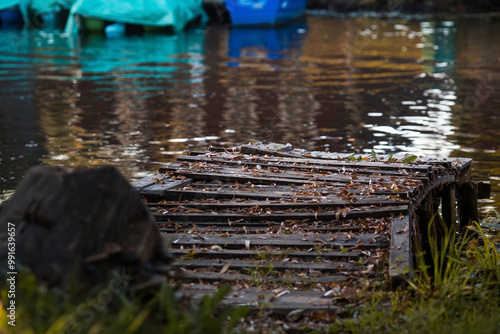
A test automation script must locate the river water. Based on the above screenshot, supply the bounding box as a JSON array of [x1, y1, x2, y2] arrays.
[[0, 14, 499, 215]]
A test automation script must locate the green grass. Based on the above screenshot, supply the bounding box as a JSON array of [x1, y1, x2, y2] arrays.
[[0, 276, 248, 334], [2, 214, 499, 333], [327, 215, 500, 334]]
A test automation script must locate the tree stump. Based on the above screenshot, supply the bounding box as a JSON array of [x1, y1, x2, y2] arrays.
[[0, 165, 168, 291]]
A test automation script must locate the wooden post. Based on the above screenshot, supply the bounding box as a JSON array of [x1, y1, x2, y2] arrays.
[[390, 214, 413, 288], [441, 183, 457, 232], [416, 192, 435, 268], [458, 182, 478, 230]]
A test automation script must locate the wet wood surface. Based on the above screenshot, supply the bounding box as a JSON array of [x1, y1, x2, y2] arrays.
[[132, 143, 478, 315]]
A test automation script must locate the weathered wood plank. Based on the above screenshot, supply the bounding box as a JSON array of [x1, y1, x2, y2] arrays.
[[133, 175, 193, 198], [170, 155, 432, 178], [159, 225, 363, 234], [164, 164, 428, 188], [153, 204, 408, 222], [161, 187, 411, 202], [147, 196, 409, 209], [169, 151, 436, 175], [130, 174, 159, 191], [180, 285, 343, 314], [167, 233, 389, 249], [238, 144, 472, 172], [180, 272, 349, 284], [173, 259, 361, 272], [170, 248, 361, 260], [389, 214, 413, 283]]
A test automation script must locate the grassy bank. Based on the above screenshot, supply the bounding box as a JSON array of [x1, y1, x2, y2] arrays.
[[326, 217, 500, 334], [1, 214, 499, 333], [307, 0, 500, 13]]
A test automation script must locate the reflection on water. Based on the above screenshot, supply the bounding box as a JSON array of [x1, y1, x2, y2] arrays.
[[0, 15, 499, 213]]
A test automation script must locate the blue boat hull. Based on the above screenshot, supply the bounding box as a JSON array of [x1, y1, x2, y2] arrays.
[[226, 0, 308, 26]]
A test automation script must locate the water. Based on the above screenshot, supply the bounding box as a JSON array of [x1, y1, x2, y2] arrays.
[[1, 14, 499, 215]]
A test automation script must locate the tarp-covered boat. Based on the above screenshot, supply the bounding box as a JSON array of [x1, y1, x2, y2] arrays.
[[65, 0, 205, 33]]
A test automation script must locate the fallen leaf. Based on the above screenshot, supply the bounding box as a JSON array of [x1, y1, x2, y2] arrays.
[[220, 261, 232, 273]]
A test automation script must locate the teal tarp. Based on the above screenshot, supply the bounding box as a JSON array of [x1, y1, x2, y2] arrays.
[[65, 0, 204, 33], [0, 1, 22, 11], [30, 0, 73, 14], [0, 0, 72, 24]]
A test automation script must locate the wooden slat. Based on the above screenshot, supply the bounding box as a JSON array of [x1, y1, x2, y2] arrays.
[[165, 164, 428, 187], [161, 187, 411, 202], [170, 248, 362, 260], [389, 214, 413, 282], [167, 233, 389, 249], [179, 285, 343, 314], [180, 272, 349, 284], [238, 145, 438, 174], [153, 204, 408, 222], [169, 155, 432, 178], [132, 175, 192, 198], [173, 259, 360, 273], [148, 196, 409, 209], [238, 144, 472, 171], [159, 225, 363, 234]]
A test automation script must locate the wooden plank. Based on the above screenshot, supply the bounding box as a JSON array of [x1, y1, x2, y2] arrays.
[[153, 204, 408, 222], [179, 285, 343, 314], [134, 176, 192, 198], [180, 272, 349, 284], [167, 233, 389, 249], [173, 259, 361, 273], [159, 225, 363, 234], [165, 165, 428, 188], [171, 155, 432, 178], [147, 196, 409, 209], [130, 174, 159, 191], [238, 145, 438, 172], [161, 187, 411, 202], [389, 214, 413, 284], [238, 144, 472, 172], [170, 249, 362, 260], [170, 151, 436, 175], [158, 220, 358, 228]]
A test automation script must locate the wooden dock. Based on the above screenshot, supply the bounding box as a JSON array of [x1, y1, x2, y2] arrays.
[[132, 143, 488, 315]]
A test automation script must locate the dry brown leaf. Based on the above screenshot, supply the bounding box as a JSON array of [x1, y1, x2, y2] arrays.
[[220, 261, 232, 273]]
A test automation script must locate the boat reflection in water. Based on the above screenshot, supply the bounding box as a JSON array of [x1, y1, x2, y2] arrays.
[[228, 18, 307, 59], [224, 18, 320, 149]]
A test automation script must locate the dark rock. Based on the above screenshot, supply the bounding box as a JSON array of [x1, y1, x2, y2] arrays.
[[0, 165, 169, 291]]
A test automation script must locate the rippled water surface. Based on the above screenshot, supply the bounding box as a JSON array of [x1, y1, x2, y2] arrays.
[[1, 15, 499, 213]]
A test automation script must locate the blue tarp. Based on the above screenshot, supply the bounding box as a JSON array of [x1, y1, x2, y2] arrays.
[[65, 0, 204, 33], [0, 1, 30, 23]]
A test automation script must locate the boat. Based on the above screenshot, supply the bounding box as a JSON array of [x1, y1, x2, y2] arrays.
[[0, 1, 71, 29], [226, 0, 308, 26], [64, 0, 206, 34]]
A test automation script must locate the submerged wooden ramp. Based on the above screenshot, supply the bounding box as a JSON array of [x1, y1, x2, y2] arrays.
[[132, 143, 487, 315]]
